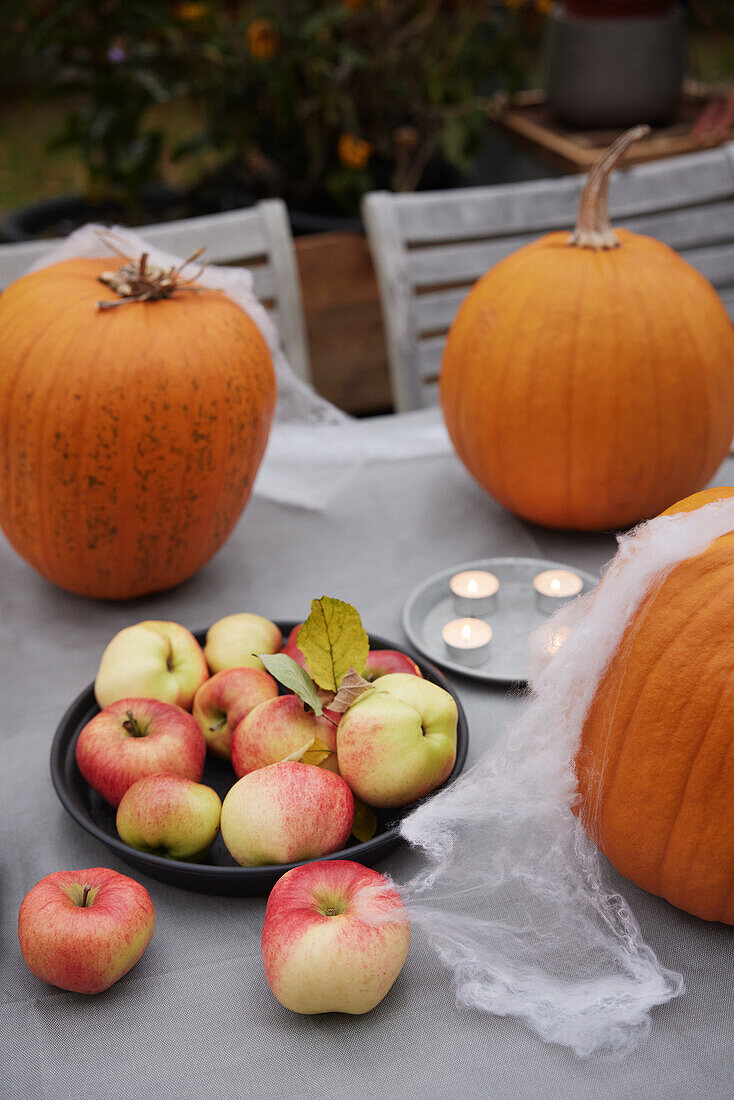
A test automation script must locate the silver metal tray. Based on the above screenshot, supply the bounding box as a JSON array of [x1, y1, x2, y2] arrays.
[[402, 557, 597, 685]]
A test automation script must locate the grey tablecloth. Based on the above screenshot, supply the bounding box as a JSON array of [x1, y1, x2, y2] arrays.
[[2, 410, 733, 1099]]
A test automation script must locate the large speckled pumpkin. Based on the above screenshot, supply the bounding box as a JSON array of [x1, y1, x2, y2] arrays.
[[0, 255, 276, 598], [576, 487, 734, 923], [440, 128, 734, 531]]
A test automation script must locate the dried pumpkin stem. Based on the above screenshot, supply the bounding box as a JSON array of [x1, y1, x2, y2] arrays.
[[95, 241, 212, 310], [569, 125, 651, 251]]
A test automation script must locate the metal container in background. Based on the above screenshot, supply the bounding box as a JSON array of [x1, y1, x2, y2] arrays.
[[545, 3, 685, 129]]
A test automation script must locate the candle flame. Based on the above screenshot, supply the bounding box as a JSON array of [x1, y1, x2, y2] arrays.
[[461, 624, 472, 641], [551, 577, 561, 592], [468, 578, 477, 594]]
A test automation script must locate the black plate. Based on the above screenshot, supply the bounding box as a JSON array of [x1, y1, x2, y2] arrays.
[[50, 623, 469, 896]]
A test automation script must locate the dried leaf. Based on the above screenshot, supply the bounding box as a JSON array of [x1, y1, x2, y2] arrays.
[[316, 686, 337, 710], [329, 666, 374, 714], [300, 747, 333, 767], [298, 597, 369, 692], [281, 739, 318, 764], [258, 653, 323, 717], [351, 799, 378, 843], [282, 736, 335, 768]]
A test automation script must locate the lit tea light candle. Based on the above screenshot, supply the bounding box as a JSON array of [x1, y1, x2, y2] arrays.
[[442, 617, 492, 666], [533, 569, 584, 614], [449, 570, 500, 616]]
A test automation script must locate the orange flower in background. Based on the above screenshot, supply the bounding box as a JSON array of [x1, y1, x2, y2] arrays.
[[535, 0, 553, 12], [343, 0, 366, 10], [337, 134, 373, 170], [246, 18, 279, 59], [176, 1, 209, 20]]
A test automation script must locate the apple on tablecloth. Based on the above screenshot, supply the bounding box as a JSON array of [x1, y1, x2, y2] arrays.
[[116, 774, 222, 861], [95, 621, 208, 710], [220, 761, 354, 866], [18, 867, 155, 994], [205, 613, 282, 674], [76, 698, 206, 807], [337, 673, 457, 808], [192, 666, 279, 760], [230, 694, 338, 778], [262, 859, 410, 1014]]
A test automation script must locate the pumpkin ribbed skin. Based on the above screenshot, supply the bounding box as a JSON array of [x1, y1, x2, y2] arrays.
[[576, 488, 734, 923], [0, 258, 276, 599], [440, 230, 734, 531]]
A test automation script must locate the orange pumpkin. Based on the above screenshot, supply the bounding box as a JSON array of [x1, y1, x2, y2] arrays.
[[440, 128, 734, 531], [0, 254, 276, 599], [576, 487, 734, 923]]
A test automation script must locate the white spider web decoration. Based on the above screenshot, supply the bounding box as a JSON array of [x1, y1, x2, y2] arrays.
[[399, 498, 734, 1057]]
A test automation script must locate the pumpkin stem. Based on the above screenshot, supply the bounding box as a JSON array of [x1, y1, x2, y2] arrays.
[[569, 125, 651, 251], [95, 235, 212, 310]]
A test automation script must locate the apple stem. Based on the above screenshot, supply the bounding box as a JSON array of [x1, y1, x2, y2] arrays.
[[82, 883, 92, 907], [322, 713, 338, 728], [122, 711, 144, 737], [325, 907, 336, 916]]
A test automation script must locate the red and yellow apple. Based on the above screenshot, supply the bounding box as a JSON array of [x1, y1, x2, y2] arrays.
[[220, 761, 354, 866], [282, 623, 308, 669], [116, 774, 222, 861], [337, 673, 457, 808], [262, 860, 410, 1014], [18, 867, 155, 994], [192, 667, 279, 760], [230, 694, 337, 778], [364, 650, 422, 680], [204, 613, 282, 674], [76, 698, 206, 807], [283, 624, 421, 682], [95, 621, 208, 710]]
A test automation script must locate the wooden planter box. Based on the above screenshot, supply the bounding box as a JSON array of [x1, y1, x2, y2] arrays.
[[294, 231, 392, 417], [490, 85, 734, 174]]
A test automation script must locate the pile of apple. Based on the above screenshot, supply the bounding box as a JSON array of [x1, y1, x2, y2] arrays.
[[18, 598, 457, 1012], [75, 599, 459, 868]]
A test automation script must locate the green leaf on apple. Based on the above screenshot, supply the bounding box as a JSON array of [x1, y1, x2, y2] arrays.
[[351, 799, 378, 843], [329, 666, 374, 715], [258, 653, 324, 717], [298, 597, 369, 692]]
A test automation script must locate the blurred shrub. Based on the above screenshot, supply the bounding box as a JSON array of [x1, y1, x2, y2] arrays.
[[8, 0, 186, 211], [6, 0, 541, 217], [177, 0, 532, 215]]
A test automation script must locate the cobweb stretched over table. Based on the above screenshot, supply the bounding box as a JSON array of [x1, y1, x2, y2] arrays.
[[399, 499, 734, 1057]]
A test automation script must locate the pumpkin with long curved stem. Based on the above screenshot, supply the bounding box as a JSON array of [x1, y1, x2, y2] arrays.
[[576, 487, 734, 923], [0, 250, 276, 599], [440, 127, 734, 531]]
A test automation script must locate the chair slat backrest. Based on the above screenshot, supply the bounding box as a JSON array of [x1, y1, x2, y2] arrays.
[[363, 143, 734, 412], [0, 199, 311, 382]]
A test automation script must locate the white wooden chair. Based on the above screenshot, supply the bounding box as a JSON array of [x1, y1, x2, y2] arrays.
[[0, 199, 311, 382], [363, 142, 734, 412]]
